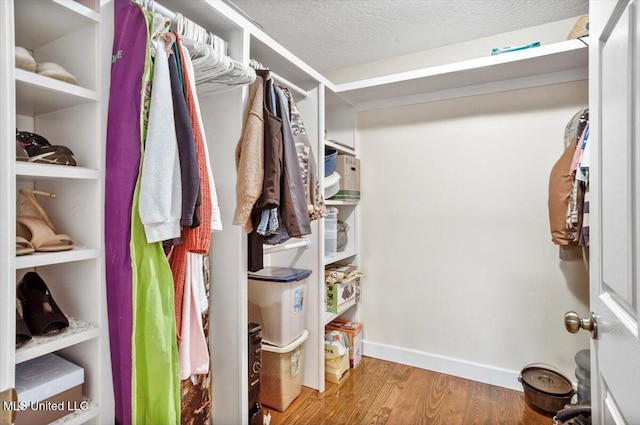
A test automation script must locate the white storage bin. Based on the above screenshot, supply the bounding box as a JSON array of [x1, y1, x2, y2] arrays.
[[261, 330, 308, 412], [325, 208, 338, 255], [248, 267, 311, 346]]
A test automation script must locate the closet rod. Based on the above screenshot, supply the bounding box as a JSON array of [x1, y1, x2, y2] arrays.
[[138, 1, 177, 21], [263, 238, 311, 254], [271, 73, 309, 100]]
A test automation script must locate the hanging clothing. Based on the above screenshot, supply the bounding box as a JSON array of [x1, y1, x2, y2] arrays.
[[273, 85, 311, 237], [178, 253, 209, 380], [233, 76, 265, 232], [139, 33, 182, 244], [130, 9, 180, 425], [565, 124, 588, 236], [282, 87, 326, 220], [104, 1, 148, 422], [254, 70, 283, 211], [169, 36, 214, 339], [168, 39, 200, 228], [549, 109, 587, 246]]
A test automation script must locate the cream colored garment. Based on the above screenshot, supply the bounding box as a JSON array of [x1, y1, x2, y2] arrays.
[[233, 76, 265, 232], [139, 37, 182, 243], [180, 44, 223, 232]]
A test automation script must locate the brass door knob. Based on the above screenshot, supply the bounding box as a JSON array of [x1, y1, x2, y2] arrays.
[[565, 311, 598, 339], [0, 387, 17, 424]]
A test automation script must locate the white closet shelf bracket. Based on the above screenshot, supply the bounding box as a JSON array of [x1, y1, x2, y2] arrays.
[[263, 238, 311, 254]]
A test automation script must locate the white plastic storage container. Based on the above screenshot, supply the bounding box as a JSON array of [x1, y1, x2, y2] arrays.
[[261, 330, 308, 412], [324, 207, 338, 255], [248, 267, 312, 346]]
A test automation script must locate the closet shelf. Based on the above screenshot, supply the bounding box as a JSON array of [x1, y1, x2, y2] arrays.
[[324, 140, 356, 156], [325, 199, 358, 206], [16, 69, 99, 116], [334, 38, 588, 105], [14, 0, 99, 50], [324, 250, 358, 266], [323, 302, 357, 326], [15, 247, 101, 269], [16, 163, 100, 180], [49, 398, 99, 425], [15, 316, 100, 364]]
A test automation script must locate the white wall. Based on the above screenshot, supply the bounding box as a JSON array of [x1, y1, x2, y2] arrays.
[[357, 80, 590, 389], [325, 17, 582, 84]]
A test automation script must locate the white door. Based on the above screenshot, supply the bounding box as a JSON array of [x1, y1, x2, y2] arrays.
[[588, 0, 640, 423]]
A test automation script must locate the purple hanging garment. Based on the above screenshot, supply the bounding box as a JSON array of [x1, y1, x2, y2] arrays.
[[105, 1, 147, 423]]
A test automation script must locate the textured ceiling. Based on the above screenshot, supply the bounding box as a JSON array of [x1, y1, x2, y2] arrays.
[[228, 0, 588, 73]]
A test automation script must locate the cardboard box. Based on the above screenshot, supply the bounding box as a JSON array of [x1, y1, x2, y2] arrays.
[[324, 344, 350, 384], [325, 277, 359, 314], [326, 319, 363, 368], [333, 155, 360, 200], [14, 353, 84, 425]]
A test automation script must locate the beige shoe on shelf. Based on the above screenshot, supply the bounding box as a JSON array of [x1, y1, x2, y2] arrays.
[[16, 189, 74, 252], [17, 189, 57, 231]]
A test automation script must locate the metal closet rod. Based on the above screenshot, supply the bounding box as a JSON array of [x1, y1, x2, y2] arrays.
[[137, 0, 178, 21], [271, 73, 309, 100], [263, 238, 311, 254]]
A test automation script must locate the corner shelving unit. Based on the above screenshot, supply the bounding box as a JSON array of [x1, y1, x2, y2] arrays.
[[1, 0, 105, 423]]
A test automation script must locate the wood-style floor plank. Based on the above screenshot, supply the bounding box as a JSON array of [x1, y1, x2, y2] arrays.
[[266, 357, 551, 425]]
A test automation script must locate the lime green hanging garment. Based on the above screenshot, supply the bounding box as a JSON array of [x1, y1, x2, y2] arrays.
[[130, 6, 180, 424]]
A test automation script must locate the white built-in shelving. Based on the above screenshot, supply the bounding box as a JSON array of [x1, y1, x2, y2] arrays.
[[15, 248, 101, 270], [0, 2, 594, 424], [16, 163, 100, 180], [1, 0, 105, 423], [15, 317, 100, 364], [323, 250, 358, 266], [334, 37, 589, 106]]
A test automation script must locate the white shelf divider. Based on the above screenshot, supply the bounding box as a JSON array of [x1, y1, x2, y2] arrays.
[[324, 250, 358, 266], [15, 317, 100, 364], [324, 139, 356, 156], [325, 199, 359, 206], [323, 302, 357, 326], [15, 247, 101, 269], [15, 69, 99, 116], [15, 163, 100, 180]]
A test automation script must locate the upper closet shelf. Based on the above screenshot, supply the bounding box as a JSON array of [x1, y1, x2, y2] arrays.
[[16, 69, 99, 116], [14, 0, 99, 50], [334, 38, 589, 105]]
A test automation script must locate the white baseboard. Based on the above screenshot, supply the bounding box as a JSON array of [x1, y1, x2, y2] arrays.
[[363, 340, 522, 392]]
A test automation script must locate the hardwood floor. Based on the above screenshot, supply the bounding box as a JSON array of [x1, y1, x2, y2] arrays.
[[266, 357, 552, 425]]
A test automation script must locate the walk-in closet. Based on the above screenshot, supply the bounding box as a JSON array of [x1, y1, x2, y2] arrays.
[[1, 0, 638, 424]]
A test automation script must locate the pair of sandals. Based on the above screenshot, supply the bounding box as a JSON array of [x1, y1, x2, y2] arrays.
[[15, 46, 78, 85], [16, 189, 74, 255], [16, 272, 69, 346], [16, 130, 77, 166]]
